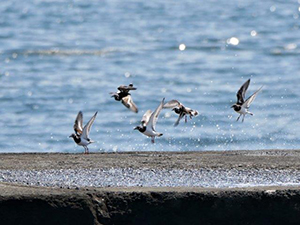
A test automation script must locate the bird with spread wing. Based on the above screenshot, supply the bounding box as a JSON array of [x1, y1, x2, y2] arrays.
[[163, 100, 198, 126], [110, 83, 138, 113], [231, 79, 263, 122], [134, 98, 165, 143], [69, 111, 98, 154]]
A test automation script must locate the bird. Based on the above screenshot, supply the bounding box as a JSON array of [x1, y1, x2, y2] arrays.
[[163, 100, 199, 126], [69, 111, 98, 154], [231, 79, 263, 122], [134, 98, 165, 143], [110, 83, 138, 113]]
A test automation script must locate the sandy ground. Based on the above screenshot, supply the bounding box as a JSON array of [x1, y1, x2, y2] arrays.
[[1, 149, 300, 171]]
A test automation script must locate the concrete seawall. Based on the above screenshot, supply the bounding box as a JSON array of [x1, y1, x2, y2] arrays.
[[1, 184, 300, 225], [1, 150, 300, 224]]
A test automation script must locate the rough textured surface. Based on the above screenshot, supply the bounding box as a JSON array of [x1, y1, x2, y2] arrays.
[[1, 183, 300, 225], [1, 167, 300, 188], [1, 150, 300, 224], [1, 150, 300, 170], [1, 150, 300, 188]]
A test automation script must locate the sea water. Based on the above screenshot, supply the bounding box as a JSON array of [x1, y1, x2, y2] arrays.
[[1, 0, 300, 152]]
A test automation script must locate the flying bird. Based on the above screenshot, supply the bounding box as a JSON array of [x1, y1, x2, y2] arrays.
[[69, 111, 98, 154], [231, 79, 263, 122], [110, 83, 138, 113], [163, 100, 198, 126], [134, 98, 165, 143]]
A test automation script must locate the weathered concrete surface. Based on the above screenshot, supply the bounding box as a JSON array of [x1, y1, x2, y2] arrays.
[[1, 183, 300, 225], [1, 150, 300, 170], [1, 150, 300, 225]]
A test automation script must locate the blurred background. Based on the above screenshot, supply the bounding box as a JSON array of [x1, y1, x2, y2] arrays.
[[1, 0, 300, 152]]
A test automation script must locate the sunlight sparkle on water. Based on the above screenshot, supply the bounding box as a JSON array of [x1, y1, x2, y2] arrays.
[[227, 37, 239, 46], [179, 44, 186, 51], [250, 30, 257, 37], [270, 5, 276, 12], [285, 43, 297, 50]]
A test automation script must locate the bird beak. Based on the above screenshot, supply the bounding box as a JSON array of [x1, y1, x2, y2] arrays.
[[133, 127, 138, 130], [69, 135, 72, 138], [230, 105, 234, 108]]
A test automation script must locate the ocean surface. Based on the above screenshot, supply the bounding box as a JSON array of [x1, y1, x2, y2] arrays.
[[1, 0, 300, 153]]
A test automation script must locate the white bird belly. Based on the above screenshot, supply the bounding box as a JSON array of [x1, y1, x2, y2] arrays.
[[237, 106, 247, 115], [78, 138, 91, 146], [143, 127, 158, 137]]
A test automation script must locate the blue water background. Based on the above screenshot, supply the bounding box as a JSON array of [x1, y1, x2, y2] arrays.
[[1, 0, 300, 152]]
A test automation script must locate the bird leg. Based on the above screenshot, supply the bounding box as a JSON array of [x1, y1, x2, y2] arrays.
[[185, 115, 187, 123], [242, 114, 245, 122], [83, 146, 89, 154], [236, 114, 241, 121], [151, 137, 155, 144]]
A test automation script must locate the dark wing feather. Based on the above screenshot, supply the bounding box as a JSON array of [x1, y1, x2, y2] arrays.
[[73, 111, 83, 135], [236, 79, 250, 104], [118, 83, 137, 92], [174, 113, 185, 127]]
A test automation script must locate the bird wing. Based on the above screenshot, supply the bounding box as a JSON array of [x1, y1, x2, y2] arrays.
[[174, 113, 185, 127], [118, 84, 137, 92], [148, 98, 165, 131], [242, 86, 263, 109], [121, 95, 138, 113], [141, 110, 152, 126], [82, 111, 98, 140], [73, 111, 83, 135], [163, 99, 181, 109], [237, 79, 250, 104]]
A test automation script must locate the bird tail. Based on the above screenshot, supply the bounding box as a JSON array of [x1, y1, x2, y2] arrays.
[[158, 133, 163, 137]]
